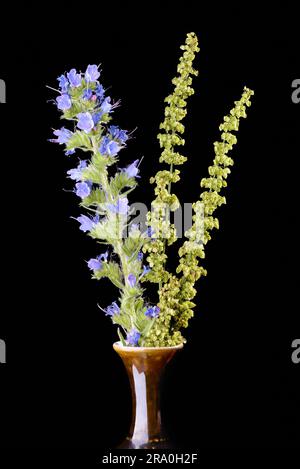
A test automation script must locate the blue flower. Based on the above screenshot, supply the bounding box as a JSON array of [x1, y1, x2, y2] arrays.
[[124, 160, 139, 178], [83, 88, 93, 100], [56, 94, 72, 110], [92, 112, 103, 125], [99, 136, 121, 157], [137, 251, 143, 261], [100, 96, 112, 114], [57, 74, 69, 92], [50, 127, 72, 144], [109, 125, 119, 138], [141, 265, 151, 277], [77, 112, 94, 133], [107, 197, 129, 215], [127, 274, 136, 287], [126, 328, 141, 346], [109, 125, 129, 143], [67, 160, 87, 181], [95, 83, 105, 102], [65, 149, 75, 156], [147, 227, 155, 238], [105, 302, 120, 317], [87, 257, 102, 271], [99, 251, 109, 262], [87, 251, 108, 271], [145, 306, 160, 319], [129, 223, 140, 234], [85, 64, 100, 82], [118, 130, 129, 143], [76, 214, 99, 232], [75, 181, 91, 198], [67, 68, 81, 87], [106, 141, 120, 156]]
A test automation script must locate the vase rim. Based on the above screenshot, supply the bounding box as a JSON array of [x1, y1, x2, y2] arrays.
[[113, 341, 184, 352]]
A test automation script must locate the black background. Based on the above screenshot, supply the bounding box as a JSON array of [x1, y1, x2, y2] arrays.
[[0, 1, 299, 453]]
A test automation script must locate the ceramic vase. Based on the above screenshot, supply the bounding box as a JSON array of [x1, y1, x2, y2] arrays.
[[113, 342, 183, 449]]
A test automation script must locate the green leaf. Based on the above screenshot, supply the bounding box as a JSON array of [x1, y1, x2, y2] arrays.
[[110, 172, 136, 197], [66, 131, 92, 151], [113, 312, 132, 330], [117, 328, 127, 346], [81, 164, 104, 184], [141, 318, 155, 338], [123, 236, 143, 258], [81, 189, 106, 208], [81, 153, 108, 184], [90, 220, 108, 239], [93, 262, 123, 289], [63, 102, 87, 119]]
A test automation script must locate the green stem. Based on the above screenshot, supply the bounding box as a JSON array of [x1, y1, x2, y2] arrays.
[[90, 140, 145, 327], [168, 162, 174, 193], [158, 158, 174, 298], [115, 237, 129, 281], [91, 141, 128, 288]]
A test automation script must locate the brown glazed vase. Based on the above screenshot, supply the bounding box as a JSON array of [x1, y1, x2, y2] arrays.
[[113, 341, 183, 449]]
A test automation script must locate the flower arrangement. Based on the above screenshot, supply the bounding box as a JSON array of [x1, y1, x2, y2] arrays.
[[49, 33, 254, 347]]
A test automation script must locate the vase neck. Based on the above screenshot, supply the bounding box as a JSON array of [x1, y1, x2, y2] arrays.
[[129, 362, 162, 445]]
